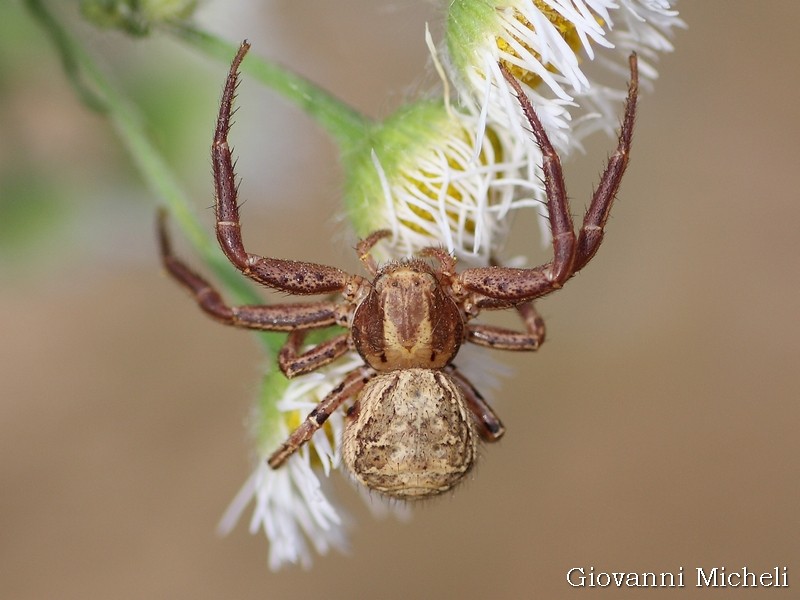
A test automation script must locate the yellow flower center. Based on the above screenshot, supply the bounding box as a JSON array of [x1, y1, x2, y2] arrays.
[[496, 0, 592, 88], [398, 126, 504, 237]]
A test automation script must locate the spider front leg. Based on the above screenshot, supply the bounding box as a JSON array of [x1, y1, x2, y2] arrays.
[[458, 54, 639, 304], [158, 210, 347, 332], [574, 53, 639, 272], [212, 41, 353, 296]]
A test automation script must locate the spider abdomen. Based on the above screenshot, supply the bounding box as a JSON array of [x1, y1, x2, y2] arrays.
[[342, 368, 477, 499]]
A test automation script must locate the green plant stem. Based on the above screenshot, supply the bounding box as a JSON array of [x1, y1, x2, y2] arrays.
[[24, 0, 107, 112], [165, 22, 372, 152], [23, 0, 282, 354]]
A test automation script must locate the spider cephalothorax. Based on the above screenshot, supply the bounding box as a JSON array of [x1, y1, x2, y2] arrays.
[[351, 257, 464, 371], [158, 41, 639, 499]]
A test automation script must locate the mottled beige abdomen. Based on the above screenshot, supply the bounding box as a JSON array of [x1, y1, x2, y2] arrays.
[[342, 369, 477, 499]]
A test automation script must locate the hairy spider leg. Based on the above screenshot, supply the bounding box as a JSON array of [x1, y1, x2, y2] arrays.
[[457, 54, 639, 304], [445, 365, 505, 441], [212, 41, 352, 296], [574, 53, 639, 272], [157, 210, 346, 332], [466, 301, 546, 351], [278, 330, 353, 378]]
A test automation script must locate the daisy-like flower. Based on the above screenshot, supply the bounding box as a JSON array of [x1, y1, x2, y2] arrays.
[[218, 352, 364, 570], [344, 98, 544, 266], [446, 0, 684, 150]]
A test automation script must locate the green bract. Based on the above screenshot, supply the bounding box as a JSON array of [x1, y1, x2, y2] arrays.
[[344, 100, 451, 238], [446, 0, 498, 76]]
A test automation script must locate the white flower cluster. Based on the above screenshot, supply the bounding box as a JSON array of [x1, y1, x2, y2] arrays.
[[450, 0, 685, 154], [218, 352, 363, 569]]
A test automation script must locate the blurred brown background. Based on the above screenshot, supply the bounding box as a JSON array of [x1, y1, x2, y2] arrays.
[[1, 2, 798, 598]]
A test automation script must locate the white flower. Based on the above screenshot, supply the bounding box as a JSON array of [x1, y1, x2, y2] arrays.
[[218, 351, 364, 570], [364, 103, 546, 266], [347, 1, 683, 266], [218, 333, 514, 571], [218, 456, 347, 570], [446, 0, 685, 149]]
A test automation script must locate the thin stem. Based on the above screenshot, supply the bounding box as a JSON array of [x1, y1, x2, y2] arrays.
[[23, 0, 108, 113], [23, 0, 283, 354], [166, 22, 371, 152]]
